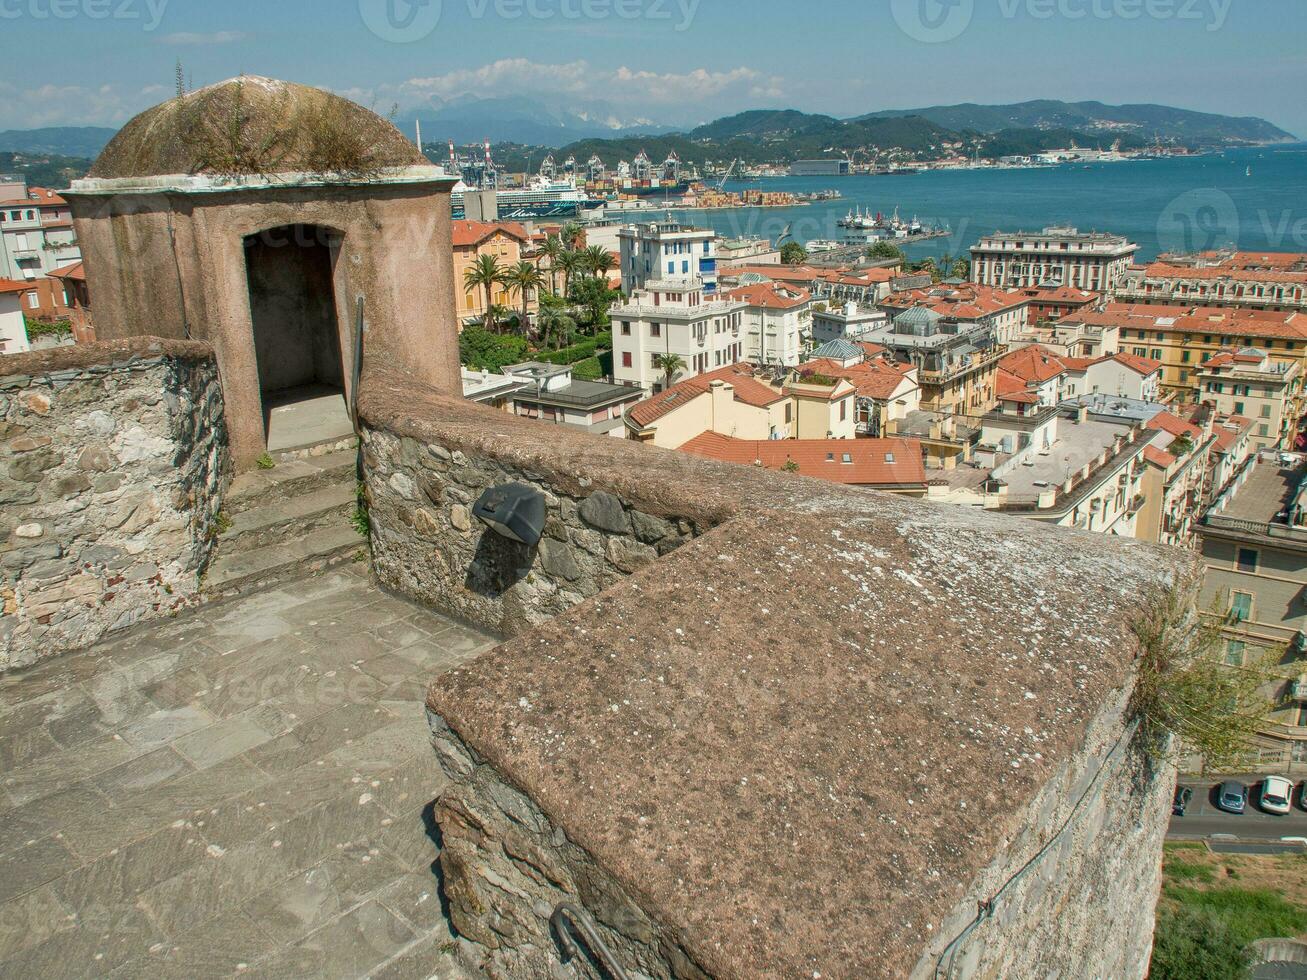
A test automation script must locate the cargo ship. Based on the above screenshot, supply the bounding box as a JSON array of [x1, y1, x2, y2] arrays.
[[450, 176, 605, 221]]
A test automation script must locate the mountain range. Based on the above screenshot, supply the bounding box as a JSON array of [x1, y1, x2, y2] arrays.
[[0, 127, 118, 158], [395, 95, 675, 147]]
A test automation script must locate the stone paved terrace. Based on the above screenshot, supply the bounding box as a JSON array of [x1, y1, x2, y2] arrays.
[[0, 563, 496, 979]]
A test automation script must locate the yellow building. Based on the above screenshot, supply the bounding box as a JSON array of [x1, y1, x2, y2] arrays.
[[451, 220, 538, 326]]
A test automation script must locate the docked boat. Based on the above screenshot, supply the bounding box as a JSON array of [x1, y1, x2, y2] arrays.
[[451, 175, 605, 220]]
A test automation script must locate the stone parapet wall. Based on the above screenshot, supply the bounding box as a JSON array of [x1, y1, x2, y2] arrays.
[[0, 338, 228, 671], [358, 369, 1190, 980]]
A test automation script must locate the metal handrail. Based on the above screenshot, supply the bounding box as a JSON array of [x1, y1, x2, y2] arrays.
[[551, 903, 633, 980], [350, 296, 365, 435]]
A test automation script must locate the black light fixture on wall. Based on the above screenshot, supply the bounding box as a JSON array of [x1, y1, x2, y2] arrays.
[[472, 483, 547, 547]]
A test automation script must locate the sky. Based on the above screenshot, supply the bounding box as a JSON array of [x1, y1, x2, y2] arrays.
[[1, 0, 1304, 136]]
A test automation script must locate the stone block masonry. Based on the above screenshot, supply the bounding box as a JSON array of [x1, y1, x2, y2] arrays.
[[0, 338, 228, 672], [359, 369, 1192, 980]]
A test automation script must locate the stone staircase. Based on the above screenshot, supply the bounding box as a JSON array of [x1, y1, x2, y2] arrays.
[[204, 445, 366, 598]]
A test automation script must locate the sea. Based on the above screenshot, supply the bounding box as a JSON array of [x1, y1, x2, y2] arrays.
[[639, 145, 1307, 264]]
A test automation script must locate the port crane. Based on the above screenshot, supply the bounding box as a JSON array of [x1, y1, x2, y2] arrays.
[[716, 158, 738, 190]]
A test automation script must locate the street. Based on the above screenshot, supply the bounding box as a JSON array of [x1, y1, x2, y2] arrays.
[[1169, 776, 1307, 841]]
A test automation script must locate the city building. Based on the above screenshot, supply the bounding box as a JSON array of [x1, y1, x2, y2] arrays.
[[880, 282, 1032, 345], [1018, 284, 1103, 325], [47, 260, 93, 342], [461, 367, 530, 412], [0, 181, 81, 282], [1065, 303, 1307, 405], [611, 279, 747, 391], [971, 227, 1139, 291], [1135, 411, 1214, 548], [1011, 314, 1120, 359], [799, 341, 920, 436], [810, 301, 890, 346], [618, 221, 717, 295], [451, 219, 535, 326], [624, 364, 789, 447], [1116, 259, 1307, 315], [1197, 348, 1304, 452], [714, 238, 780, 265], [0, 278, 30, 354], [681, 431, 927, 494], [725, 280, 811, 368], [501, 361, 643, 437], [784, 373, 858, 440], [1197, 459, 1307, 759]]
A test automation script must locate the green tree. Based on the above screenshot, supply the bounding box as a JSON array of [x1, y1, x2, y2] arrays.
[[780, 241, 808, 265], [560, 221, 584, 249], [557, 250, 584, 297], [458, 324, 528, 371], [1150, 904, 1250, 980], [653, 352, 686, 390], [539, 234, 564, 295], [867, 241, 906, 263], [503, 260, 547, 338], [568, 276, 620, 332], [583, 244, 615, 280], [537, 293, 577, 351], [463, 254, 506, 333]]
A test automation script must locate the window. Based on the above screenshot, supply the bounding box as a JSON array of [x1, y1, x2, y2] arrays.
[[1224, 640, 1246, 667], [1259, 423, 1270, 438], [26, 292, 37, 309], [1230, 591, 1253, 622], [1151, 349, 1162, 360], [839, 400, 847, 422], [620, 322, 631, 336], [1298, 704, 1307, 727], [1261, 404, 1272, 419], [1237, 548, 1259, 573], [885, 453, 895, 463], [785, 404, 792, 424], [1234, 402, 1245, 415], [622, 352, 632, 368], [650, 323, 661, 338], [1181, 350, 1191, 363]]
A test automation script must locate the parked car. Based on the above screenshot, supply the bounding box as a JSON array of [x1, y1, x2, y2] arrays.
[[1217, 781, 1247, 814], [1259, 776, 1294, 815], [1299, 782, 1307, 812], [1172, 786, 1193, 816]]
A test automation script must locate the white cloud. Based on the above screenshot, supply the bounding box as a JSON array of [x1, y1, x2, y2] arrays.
[[158, 31, 248, 45], [0, 82, 154, 130]]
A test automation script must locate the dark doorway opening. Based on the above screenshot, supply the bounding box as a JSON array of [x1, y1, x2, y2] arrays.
[[244, 224, 352, 452]]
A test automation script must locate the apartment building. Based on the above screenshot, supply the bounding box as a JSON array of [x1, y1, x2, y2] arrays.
[[624, 364, 789, 447], [611, 279, 747, 391], [619, 222, 717, 295], [1197, 349, 1304, 452], [452, 220, 535, 326], [1018, 284, 1103, 326], [1064, 303, 1307, 405], [1116, 258, 1307, 315], [880, 282, 1031, 345], [725, 281, 811, 368], [0, 279, 30, 354], [500, 361, 643, 438], [0, 181, 81, 283], [810, 302, 890, 346], [1197, 460, 1307, 757], [1136, 411, 1214, 549], [799, 340, 920, 437], [970, 227, 1138, 291]]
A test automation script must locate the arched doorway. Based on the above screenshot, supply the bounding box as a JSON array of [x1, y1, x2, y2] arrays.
[[243, 224, 353, 452]]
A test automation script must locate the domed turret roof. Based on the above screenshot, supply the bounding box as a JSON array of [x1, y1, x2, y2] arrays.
[[88, 76, 428, 180]]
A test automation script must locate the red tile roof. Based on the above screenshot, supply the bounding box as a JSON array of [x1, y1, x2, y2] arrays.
[[1107, 352, 1163, 376], [627, 364, 783, 428], [999, 345, 1066, 384], [1146, 411, 1203, 442], [724, 281, 811, 310], [1143, 446, 1177, 469], [681, 432, 927, 488], [800, 358, 915, 401], [27, 187, 67, 206], [0, 278, 31, 295], [995, 369, 1040, 404], [47, 261, 84, 281], [451, 219, 530, 248]]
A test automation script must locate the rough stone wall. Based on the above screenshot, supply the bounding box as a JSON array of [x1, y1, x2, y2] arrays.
[[429, 686, 1171, 980], [911, 686, 1171, 980], [0, 339, 228, 672], [362, 428, 699, 637]]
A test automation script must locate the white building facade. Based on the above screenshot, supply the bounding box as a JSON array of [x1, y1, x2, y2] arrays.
[[970, 227, 1138, 292], [612, 280, 747, 391], [619, 222, 718, 296]]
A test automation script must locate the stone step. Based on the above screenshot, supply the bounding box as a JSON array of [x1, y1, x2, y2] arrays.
[[220, 484, 358, 555], [227, 450, 357, 514], [203, 522, 365, 597]]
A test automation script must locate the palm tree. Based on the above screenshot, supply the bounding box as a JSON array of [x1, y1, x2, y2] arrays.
[[540, 235, 564, 295], [584, 245, 614, 281], [653, 352, 686, 391], [503, 260, 547, 338], [560, 221, 583, 250], [464, 254, 506, 332], [537, 293, 577, 351], [558, 250, 583, 298]]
